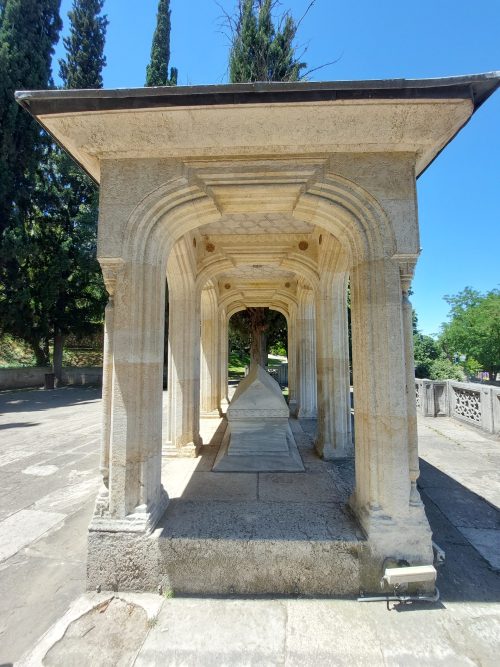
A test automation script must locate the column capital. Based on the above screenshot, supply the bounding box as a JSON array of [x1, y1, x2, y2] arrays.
[[99, 258, 125, 298], [395, 254, 418, 294]]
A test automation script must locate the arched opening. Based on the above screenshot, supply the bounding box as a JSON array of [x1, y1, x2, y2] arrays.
[[94, 164, 432, 584], [228, 307, 288, 394]]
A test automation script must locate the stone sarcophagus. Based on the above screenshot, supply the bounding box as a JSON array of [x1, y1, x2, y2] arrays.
[[214, 364, 304, 472]]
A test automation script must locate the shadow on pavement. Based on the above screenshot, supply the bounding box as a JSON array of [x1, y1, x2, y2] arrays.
[[419, 458, 500, 603], [0, 386, 101, 415]]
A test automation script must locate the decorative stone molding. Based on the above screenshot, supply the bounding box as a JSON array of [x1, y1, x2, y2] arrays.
[[396, 255, 418, 294], [99, 257, 125, 300]]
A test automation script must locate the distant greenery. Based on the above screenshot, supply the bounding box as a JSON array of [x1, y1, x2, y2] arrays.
[[439, 287, 500, 380], [428, 358, 466, 382], [0, 334, 102, 368], [413, 287, 499, 382], [0, 0, 107, 378], [146, 0, 177, 86], [228, 0, 306, 83], [413, 330, 440, 379]]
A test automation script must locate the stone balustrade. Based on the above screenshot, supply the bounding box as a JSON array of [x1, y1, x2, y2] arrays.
[[415, 379, 500, 435]]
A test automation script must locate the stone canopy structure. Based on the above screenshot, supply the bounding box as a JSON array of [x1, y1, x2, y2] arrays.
[[17, 72, 500, 593]]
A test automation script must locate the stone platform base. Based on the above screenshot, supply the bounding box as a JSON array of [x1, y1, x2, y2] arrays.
[[88, 418, 372, 595], [88, 500, 364, 596]]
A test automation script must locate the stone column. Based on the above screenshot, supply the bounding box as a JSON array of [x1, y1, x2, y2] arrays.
[[90, 258, 168, 533], [287, 305, 298, 417], [200, 285, 220, 415], [399, 259, 422, 507], [349, 256, 432, 561], [297, 286, 317, 419], [166, 282, 202, 456], [92, 260, 118, 518], [315, 272, 352, 459], [219, 308, 229, 413]]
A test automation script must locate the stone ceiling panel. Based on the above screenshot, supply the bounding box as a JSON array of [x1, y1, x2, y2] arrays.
[[199, 213, 313, 236]]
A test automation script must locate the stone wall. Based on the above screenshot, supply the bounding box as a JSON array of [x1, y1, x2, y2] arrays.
[[415, 379, 500, 435], [0, 367, 103, 390]]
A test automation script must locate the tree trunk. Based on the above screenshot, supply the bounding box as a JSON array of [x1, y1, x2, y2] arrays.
[[248, 307, 268, 368], [53, 332, 65, 383], [29, 339, 50, 367], [261, 332, 268, 368]]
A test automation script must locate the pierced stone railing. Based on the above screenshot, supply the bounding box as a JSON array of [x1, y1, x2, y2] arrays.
[[415, 379, 500, 435]]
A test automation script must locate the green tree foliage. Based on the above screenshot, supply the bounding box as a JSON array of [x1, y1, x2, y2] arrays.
[[46, 0, 108, 376], [439, 287, 500, 379], [428, 358, 466, 382], [229, 0, 306, 83], [1, 0, 108, 373], [0, 0, 62, 363], [413, 332, 440, 379], [229, 308, 287, 367], [0, 0, 62, 236], [59, 0, 107, 89], [146, 0, 177, 86]]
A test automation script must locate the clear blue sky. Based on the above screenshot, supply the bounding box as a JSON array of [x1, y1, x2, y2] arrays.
[[54, 0, 499, 336]]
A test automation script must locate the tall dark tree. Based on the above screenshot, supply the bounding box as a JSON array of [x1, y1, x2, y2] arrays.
[[46, 0, 108, 378], [0, 0, 62, 236], [59, 0, 107, 89], [0, 0, 62, 363], [146, 0, 177, 86], [227, 0, 306, 367], [229, 0, 306, 84], [0, 0, 108, 375]]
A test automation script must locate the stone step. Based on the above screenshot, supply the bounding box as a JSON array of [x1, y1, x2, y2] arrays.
[[88, 500, 365, 596]]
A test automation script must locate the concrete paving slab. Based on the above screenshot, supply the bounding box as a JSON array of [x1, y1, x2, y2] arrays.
[[459, 528, 500, 570], [424, 486, 500, 529], [0, 509, 66, 562], [285, 599, 385, 666], [0, 503, 94, 665], [135, 598, 287, 667]]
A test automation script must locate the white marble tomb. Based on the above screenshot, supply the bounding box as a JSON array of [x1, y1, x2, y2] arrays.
[[214, 364, 304, 472]]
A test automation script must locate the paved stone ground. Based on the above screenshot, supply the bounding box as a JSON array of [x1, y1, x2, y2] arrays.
[[1, 387, 499, 665]]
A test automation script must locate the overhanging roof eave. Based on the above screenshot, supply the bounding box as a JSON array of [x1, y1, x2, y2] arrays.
[[15, 71, 500, 117]]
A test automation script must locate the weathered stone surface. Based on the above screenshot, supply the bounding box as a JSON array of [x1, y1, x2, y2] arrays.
[[88, 500, 363, 595]]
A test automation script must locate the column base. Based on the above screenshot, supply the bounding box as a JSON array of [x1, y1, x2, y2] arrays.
[[315, 436, 353, 460], [162, 440, 201, 458], [200, 409, 221, 418], [298, 408, 317, 419], [349, 494, 434, 592], [89, 487, 169, 536]]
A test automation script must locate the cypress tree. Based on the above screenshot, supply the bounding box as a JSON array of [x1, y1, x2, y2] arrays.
[[47, 0, 108, 377], [0, 0, 62, 236], [59, 0, 107, 89], [0, 0, 108, 373], [146, 0, 177, 86], [0, 0, 62, 365], [229, 0, 306, 83]]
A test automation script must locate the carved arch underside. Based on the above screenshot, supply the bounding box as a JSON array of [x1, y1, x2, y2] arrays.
[[116, 163, 399, 270]]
